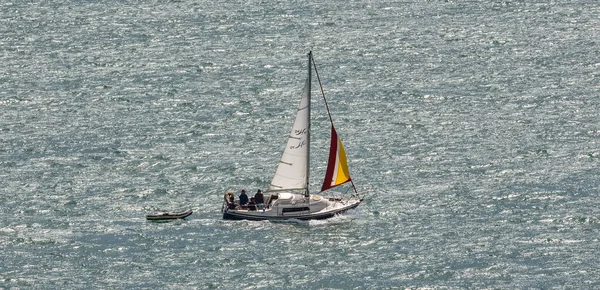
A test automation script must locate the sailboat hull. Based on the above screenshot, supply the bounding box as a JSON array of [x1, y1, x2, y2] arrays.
[[222, 198, 361, 221]]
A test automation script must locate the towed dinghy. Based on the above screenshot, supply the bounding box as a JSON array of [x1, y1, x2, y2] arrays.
[[146, 209, 192, 221]]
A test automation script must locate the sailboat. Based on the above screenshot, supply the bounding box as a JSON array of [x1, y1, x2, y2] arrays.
[[222, 51, 362, 221]]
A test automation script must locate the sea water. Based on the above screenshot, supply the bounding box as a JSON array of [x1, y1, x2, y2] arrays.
[[1, 0, 599, 288]]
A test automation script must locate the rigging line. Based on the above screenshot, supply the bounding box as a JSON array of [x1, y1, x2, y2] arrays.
[[311, 54, 360, 197], [310, 55, 335, 126]]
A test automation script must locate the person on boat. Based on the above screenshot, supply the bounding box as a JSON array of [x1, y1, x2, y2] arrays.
[[224, 190, 236, 209], [239, 189, 249, 209], [248, 197, 256, 211], [254, 189, 265, 211]]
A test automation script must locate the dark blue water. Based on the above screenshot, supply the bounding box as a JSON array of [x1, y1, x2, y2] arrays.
[[1, 0, 599, 288]]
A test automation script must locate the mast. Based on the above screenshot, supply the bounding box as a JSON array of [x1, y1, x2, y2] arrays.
[[306, 51, 312, 197]]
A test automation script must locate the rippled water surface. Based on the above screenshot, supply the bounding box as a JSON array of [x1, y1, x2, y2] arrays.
[[1, 0, 599, 288]]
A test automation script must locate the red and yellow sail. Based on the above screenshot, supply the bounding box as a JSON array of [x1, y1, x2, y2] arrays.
[[321, 126, 352, 191]]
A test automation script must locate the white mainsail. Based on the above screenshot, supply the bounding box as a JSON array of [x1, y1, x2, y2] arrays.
[[268, 78, 311, 191]]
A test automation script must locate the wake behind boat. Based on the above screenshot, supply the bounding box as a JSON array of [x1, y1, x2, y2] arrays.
[[222, 51, 362, 221]]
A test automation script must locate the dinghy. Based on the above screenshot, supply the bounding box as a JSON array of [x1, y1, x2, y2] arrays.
[[146, 209, 193, 221]]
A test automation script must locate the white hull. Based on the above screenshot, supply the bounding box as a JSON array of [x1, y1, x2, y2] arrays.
[[222, 193, 361, 221]]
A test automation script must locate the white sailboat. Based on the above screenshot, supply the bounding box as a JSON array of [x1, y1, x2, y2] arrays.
[[222, 51, 362, 221]]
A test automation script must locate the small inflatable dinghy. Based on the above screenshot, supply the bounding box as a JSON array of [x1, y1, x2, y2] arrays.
[[146, 209, 193, 221]]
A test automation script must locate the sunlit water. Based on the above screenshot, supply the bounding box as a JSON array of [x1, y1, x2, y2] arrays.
[[1, 0, 599, 288]]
